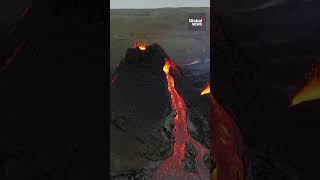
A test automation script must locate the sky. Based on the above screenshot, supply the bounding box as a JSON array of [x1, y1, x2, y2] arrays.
[[110, 0, 210, 9]]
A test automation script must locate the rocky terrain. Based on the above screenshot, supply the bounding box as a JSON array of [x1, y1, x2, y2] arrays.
[[213, 1, 320, 179]]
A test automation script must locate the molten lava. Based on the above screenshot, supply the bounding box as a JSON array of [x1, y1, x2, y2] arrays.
[[133, 40, 147, 51], [210, 95, 246, 180], [290, 63, 320, 107], [201, 82, 211, 96], [152, 58, 208, 180], [198, 81, 246, 180]]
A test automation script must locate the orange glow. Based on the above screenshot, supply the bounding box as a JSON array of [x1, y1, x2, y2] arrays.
[[211, 96, 245, 180], [162, 58, 176, 74], [201, 82, 211, 95], [290, 63, 320, 107], [152, 58, 208, 179], [133, 40, 147, 51]]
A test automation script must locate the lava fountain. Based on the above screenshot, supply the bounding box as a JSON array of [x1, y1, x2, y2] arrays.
[[152, 58, 209, 180], [290, 63, 320, 107]]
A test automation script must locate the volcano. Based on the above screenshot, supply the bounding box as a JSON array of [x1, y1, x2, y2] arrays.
[[110, 43, 211, 179]]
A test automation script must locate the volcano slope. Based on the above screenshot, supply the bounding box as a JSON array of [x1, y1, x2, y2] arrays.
[[110, 43, 211, 179]]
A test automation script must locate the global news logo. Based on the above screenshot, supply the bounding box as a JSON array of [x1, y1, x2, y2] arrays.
[[188, 13, 206, 31]]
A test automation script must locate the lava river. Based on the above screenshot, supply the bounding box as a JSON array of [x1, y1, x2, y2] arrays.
[[152, 58, 209, 180]]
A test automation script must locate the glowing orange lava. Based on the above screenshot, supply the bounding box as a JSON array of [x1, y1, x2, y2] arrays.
[[210, 95, 245, 180], [201, 82, 211, 95], [133, 41, 147, 51], [290, 63, 320, 107], [198, 82, 245, 180], [152, 58, 208, 180]]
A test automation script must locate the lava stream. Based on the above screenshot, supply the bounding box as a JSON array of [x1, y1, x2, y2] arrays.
[[152, 58, 208, 180]]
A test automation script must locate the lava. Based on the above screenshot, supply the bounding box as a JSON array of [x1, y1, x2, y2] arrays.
[[290, 63, 320, 107], [200, 82, 211, 96], [133, 40, 147, 51], [211, 96, 245, 180], [200, 82, 245, 180], [152, 58, 208, 180]]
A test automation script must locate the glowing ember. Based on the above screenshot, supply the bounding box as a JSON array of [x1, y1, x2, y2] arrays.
[[133, 40, 147, 51], [290, 63, 320, 107], [201, 82, 211, 95], [152, 58, 208, 180]]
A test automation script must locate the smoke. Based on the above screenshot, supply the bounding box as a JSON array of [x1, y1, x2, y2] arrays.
[[110, 0, 209, 9]]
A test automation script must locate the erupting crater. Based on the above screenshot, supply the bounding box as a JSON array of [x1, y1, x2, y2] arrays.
[[133, 40, 147, 51]]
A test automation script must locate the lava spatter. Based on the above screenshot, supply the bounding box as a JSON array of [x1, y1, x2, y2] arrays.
[[152, 58, 208, 180], [290, 63, 320, 107]]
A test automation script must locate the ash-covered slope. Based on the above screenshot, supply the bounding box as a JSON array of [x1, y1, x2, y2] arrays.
[[110, 44, 211, 179]]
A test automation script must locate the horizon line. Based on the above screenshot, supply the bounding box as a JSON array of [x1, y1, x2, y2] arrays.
[[110, 6, 210, 10]]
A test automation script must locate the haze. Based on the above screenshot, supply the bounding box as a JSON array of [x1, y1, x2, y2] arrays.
[[110, 0, 210, 9]]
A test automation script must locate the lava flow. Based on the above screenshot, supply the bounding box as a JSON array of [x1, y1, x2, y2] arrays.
[[200, 82, 246, 180], [290, 63, 320, 107], [200, 82, 211, 96], [152, 58, 208, 180]]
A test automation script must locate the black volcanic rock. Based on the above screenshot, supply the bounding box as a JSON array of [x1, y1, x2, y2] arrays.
[[183, 142, 198, 172], [110, 43, 174, 173], [111, 43, 171, 135], [203, 153, 215, 172]]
